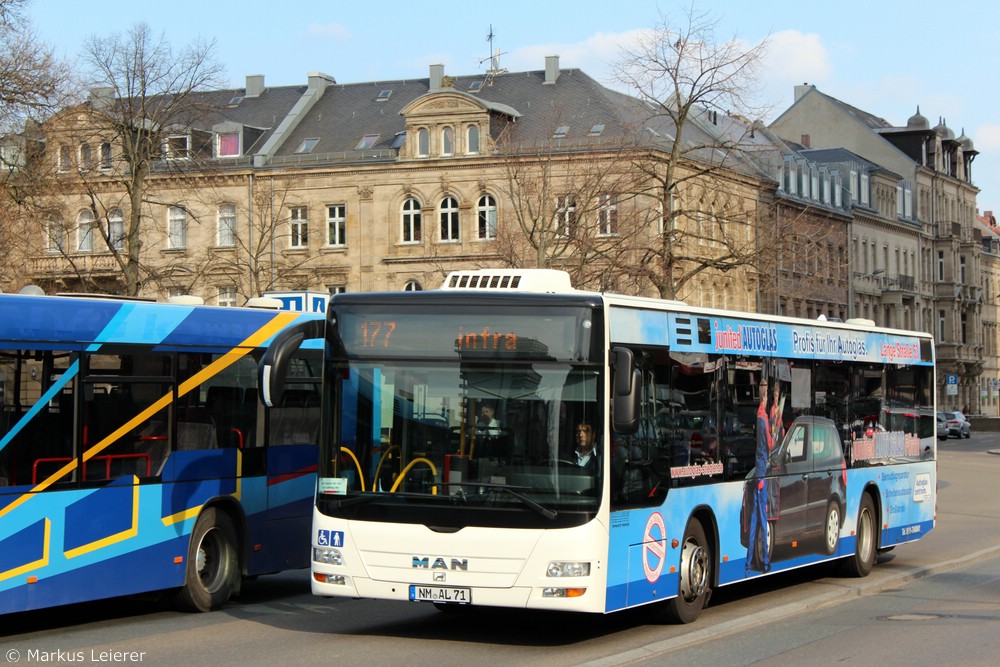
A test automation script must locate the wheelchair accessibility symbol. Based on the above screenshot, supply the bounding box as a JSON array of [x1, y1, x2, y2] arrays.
[[317, 529, 344, 547], [643, 512, 667, 583]]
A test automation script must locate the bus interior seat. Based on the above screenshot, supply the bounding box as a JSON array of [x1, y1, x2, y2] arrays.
[[206, 386, 247, 448], [270, 388, 320, 445], [176, 407, 218, 450]]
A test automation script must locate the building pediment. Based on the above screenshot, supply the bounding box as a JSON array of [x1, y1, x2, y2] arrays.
[[400, 91, 519, 121]]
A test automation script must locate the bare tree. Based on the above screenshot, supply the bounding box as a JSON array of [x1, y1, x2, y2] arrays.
[[0, 0, 74, 136], [0, 0, 78, 292], [58, 22, 227, 296], [612, 4, 775, 301], [201, 175, 322, 302], [491, 119, 651, 291]]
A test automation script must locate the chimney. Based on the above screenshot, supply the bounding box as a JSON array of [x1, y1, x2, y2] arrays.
[[308, 71, 335, 91], [544, 55, 560, 85], [794, 83, 815, 102], [801, 134, 811, 148], [429, 64, 444, 91], [89, 87, 115, 110], [245, 75, 265, 98]]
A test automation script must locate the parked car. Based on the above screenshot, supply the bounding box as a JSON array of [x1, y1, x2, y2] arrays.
[[937, 412, 949, 440], [943, 410, 971, 438], [740, 416, 847, 568]]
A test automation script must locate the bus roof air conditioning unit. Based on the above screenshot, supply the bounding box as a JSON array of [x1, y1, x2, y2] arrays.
[[441, 269, 573, 293]]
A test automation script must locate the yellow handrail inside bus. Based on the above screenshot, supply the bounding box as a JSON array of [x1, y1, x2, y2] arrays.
[[389, 457, 438, 495], [373, 445, 400, 489], [339, 446, 365, 492]]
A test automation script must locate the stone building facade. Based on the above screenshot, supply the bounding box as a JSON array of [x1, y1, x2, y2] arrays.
[[770, 85, 984, 413]]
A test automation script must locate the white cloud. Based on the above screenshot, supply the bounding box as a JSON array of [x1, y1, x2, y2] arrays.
[[762, 30, 832, 84], [502, 29, 652, 87], [307, 23, 351, 41], [976, 123, 1000, 151]]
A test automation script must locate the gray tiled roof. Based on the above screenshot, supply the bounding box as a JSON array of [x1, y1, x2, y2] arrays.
[[136, 64, 782, 179], [271, 67, 655, 159]]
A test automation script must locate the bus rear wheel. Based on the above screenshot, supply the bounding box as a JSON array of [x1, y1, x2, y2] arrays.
[[175, 507, 239, 612], [657, 519, 712, 624], [839, 493, 876, 577]]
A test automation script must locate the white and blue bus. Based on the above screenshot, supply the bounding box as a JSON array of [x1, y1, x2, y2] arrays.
[[261, 269, 936, 623], [0, 293, 323, 614]]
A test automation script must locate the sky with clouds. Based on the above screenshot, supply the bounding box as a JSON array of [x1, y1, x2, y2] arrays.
[[26, 0, 1000, 211]]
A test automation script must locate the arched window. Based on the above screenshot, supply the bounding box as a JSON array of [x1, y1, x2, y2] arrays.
[[401, 198, 422, 243], [100, 142, 112, 169], [78, 143, 92, 171], [442, 127, 454, 156], [417, 128, 429, 157], [108, 209, 125, 251], [440, 196, 459, 241], [477, 195, 497, 240], [467, 125, 480, 154], [77, 209, 95, 252], [403, 280, 423, 291]]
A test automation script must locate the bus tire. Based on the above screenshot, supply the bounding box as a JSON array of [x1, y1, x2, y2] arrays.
[[175, 507, 240, 612], [658, 519, 711, 624], [839, 493, 876, 577]]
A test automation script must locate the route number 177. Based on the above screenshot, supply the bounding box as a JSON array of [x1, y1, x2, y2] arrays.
[[360, 321, 397, 348]]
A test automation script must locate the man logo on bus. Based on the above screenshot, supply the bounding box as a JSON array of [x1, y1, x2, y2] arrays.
[[643, 512, 667, 583]]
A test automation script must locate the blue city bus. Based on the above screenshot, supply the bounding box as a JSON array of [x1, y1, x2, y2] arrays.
[[262, 268, 937, 624], [0, 293, 323, 614]]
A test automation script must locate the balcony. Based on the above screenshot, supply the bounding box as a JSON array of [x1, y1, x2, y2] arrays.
[[30, 253, 122, 279], [882, 273, 916, 293]]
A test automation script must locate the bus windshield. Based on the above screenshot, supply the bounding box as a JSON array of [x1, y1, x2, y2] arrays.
[[319, 303, 604, 527]]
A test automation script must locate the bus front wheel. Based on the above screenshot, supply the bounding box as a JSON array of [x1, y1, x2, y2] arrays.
[[176, 507, 240, 612], [657, 519, 712, 624]]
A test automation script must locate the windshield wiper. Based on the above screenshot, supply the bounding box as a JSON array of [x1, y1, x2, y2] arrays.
[[327, 490, 430, 508], [443, 482, 558, 520]]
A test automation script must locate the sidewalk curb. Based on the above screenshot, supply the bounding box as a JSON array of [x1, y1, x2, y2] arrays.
[[578, 542, 1000, 667]]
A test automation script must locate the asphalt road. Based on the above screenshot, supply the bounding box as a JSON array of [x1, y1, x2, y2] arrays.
[[1, 433, 997, 666]]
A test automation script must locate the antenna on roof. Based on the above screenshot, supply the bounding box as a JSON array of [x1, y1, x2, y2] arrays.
[[480, 24, 508, 86]]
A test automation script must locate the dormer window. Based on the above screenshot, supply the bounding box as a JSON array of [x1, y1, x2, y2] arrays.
[[295, 137, 319, 154], [553, 125, 569, 139], [163, 134, 190, 159], [417, 128, 429, 157], [442, 127, 454, 156], [589, 124, 605, 136], [468, 81, 483, 93], [218, 132, 240, 157], [391, 132, 406, 149], [467, 125, 480, 154], [376, 89, 392, 102], [356, 134, 380, 150]]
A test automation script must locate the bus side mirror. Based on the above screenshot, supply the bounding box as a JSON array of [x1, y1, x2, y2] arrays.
[[259, 319, 324, 407], [611, 346, 640, 435]]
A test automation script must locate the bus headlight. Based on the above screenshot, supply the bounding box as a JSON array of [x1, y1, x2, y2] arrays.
[[546, 561, 590, 577], [313, 547, 344, 565]]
